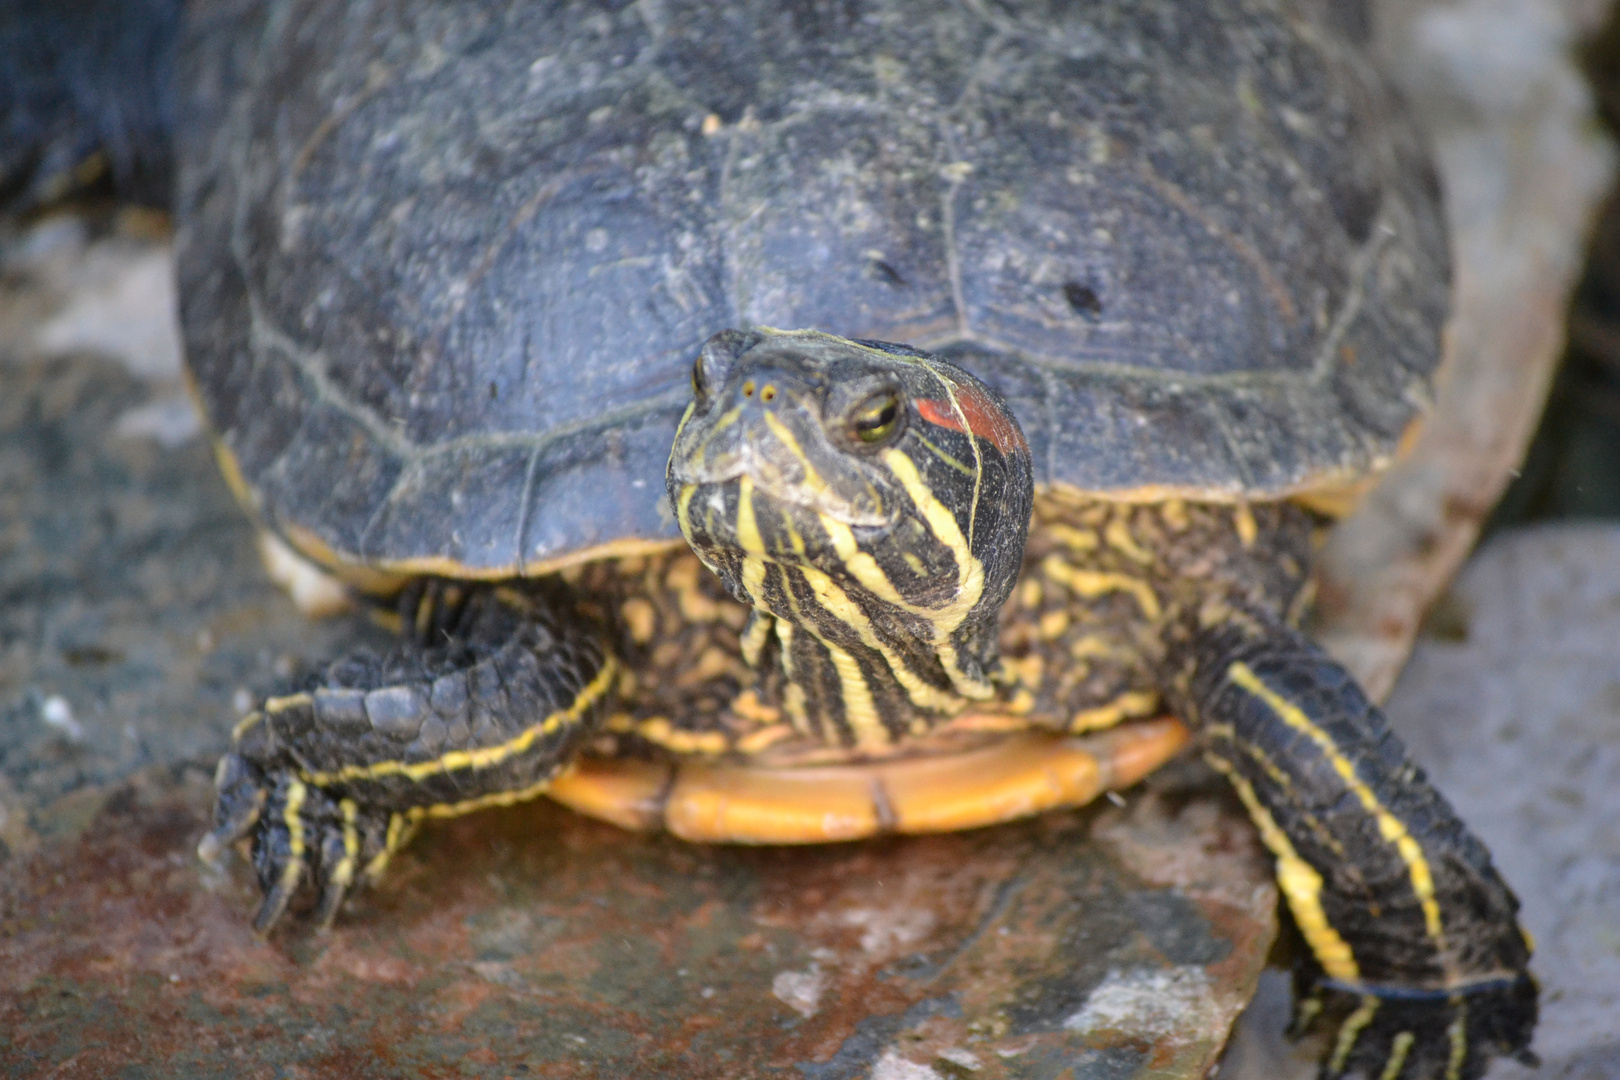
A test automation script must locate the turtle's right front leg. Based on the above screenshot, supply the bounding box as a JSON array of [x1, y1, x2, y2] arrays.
[[1175, 612, 1535, 1080], [198, 581, 617, 933]]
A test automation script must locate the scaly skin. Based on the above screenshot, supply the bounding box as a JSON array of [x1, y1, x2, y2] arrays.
[[204, 329, 1535, 1078]]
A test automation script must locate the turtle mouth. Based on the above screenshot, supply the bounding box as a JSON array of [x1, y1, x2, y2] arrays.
[[667, 405, 899, 530], [669, 461, 896, 531], [671, 475, 897, 569]]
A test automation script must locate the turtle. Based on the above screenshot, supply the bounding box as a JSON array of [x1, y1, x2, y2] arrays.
[[65, 0, 1532, 1076]]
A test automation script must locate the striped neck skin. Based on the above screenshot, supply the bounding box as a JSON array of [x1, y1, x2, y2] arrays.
[[667, 328, 1033, 751]]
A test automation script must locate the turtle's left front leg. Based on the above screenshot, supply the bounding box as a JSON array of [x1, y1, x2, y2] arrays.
[[199, 581, 617, 932], [1172, 611, 1536, 1080]]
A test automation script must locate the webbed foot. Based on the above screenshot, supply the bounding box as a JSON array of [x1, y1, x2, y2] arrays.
[[199, 582, 615, 932], [1295, 971, 1538, 1080], [201, 761, 403, 931]]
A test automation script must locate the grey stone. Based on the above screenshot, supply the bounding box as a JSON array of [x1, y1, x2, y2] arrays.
[[1396, 526, 1620, 1078], [1224, 524, 1620, 1078]]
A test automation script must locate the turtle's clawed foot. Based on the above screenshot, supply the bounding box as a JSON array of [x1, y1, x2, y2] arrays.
[[1294, 971, 1539, 1080], [199, 752, 405, 934], [199, 584, 612, 931]]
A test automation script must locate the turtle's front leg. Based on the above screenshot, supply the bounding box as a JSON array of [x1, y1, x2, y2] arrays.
[[1173, 613, 1536, 1080], [199, 581, 617, 933]]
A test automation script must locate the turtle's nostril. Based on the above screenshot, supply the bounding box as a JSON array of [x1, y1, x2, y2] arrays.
[[738, 380, 780, 405]]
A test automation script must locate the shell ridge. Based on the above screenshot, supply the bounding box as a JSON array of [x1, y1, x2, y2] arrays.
[[511, 438, 550, 579], [1305, 202, 1391, 385]]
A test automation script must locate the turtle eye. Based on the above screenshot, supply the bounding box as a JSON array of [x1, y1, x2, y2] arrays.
[[692, 329, 757, 403], [850, 390, 904, 445]]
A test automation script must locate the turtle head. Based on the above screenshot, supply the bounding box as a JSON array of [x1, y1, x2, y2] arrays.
[[667, 328, 1033, 739]]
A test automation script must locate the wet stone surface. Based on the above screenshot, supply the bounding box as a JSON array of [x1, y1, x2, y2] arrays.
[[0, 355, 1276, 1077]]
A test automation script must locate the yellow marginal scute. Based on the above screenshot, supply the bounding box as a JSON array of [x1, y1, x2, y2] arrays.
[[1205, 751, 1361, 984], [1228, 662, 1446, 947]]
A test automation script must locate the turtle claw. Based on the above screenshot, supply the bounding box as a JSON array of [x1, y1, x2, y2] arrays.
[[198, 752, 267, 864], [249, 773, 319, 934], [230, 770, 403, 934], [312, 876, 351, 932], [312, 797, 368, 931], [200, 700, 410, 931]]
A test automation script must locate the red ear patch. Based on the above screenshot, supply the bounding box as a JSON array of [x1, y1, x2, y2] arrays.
[[916, 383, 1027, 458]]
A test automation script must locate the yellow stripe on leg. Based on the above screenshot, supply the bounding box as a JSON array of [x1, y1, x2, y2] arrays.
[[1205, 752, 1361, 984], [1380, 1031, 1415, 1080], [330, 797, 360, 891], [1227, 662, 1446, 948], [364, 812, 411, 881], [279, 779, 308, 896], [1329, 995, 1380, 1075], [1446, 995, 1468, 1080]]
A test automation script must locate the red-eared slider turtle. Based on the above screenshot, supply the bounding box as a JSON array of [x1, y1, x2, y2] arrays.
[[153, 1, 1537, 1076]]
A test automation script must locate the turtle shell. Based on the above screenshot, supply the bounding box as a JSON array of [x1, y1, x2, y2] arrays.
[[176, 0, 1447, 578]]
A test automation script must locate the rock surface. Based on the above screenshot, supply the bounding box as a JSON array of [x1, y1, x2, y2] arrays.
[[0, 349, 1275, 1077]]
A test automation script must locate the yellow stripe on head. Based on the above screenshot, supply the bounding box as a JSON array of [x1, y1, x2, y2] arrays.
[[793, 564, 964, 714], [734, 475, 769, 602], [879, 447, 990, 696], [925, 367, 985, 552], [823, 640, 888, 749]]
